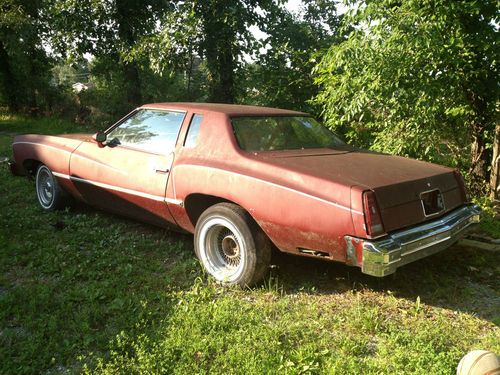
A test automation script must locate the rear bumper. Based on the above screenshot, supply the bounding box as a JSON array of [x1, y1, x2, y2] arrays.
[[345, 204, 482, 277]]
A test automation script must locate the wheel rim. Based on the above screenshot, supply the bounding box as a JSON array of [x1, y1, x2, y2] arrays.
[[198, 217, 245, 282], [36, 167, 54, 208]]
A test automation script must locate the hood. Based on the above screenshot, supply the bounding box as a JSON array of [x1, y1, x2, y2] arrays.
[[58, 133, 93, 141]]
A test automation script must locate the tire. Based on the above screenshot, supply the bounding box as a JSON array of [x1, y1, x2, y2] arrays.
[[194, 203, 271, 287], [35, 165, 69, 211]]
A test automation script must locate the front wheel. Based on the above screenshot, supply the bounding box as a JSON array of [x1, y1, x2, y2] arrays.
[[194, 203, 271, 287], [35, 165, 70, 211]]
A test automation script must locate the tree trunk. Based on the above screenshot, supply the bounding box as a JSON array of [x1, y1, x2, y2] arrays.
[[464, 84, 491, 196], [218, 41, 235, 104], [116, 0, 142, 107], [469, 127, 489, 196], [0, 40, 19, 112], [123, 62, 142, 107], [206, 39, 235, 104], [490, 122, 500, 201]]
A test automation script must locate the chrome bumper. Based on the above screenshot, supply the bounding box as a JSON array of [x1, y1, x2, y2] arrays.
[[345, 204, 482, 277]]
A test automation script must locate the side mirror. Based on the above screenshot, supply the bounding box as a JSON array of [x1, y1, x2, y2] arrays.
[[92, 132, 107, 147]]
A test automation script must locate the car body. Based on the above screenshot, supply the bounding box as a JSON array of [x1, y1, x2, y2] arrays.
[[10, 103, 481, 285]]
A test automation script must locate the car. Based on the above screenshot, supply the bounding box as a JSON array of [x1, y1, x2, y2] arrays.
[[10, 103, 481, 286]]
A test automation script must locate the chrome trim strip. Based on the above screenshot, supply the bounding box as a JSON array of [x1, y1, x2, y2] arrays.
[[178, 164, 362, 215], [51, 173, 182, 205], [165, 198, 183, 206], [139, 106, 187, 114], [69, 175, 165, 202], [53, 173, 183, 205], [52, 172, 70, 179], [346, 204, 482, 277]]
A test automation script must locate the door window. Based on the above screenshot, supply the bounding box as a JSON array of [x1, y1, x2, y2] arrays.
[[107, 109, 185, 154]]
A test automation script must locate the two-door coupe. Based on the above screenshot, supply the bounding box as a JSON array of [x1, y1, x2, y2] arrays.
[[10, 103, 481, 286]]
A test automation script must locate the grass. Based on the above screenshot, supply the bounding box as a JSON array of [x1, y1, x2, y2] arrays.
[[1, 113, 499, 374]]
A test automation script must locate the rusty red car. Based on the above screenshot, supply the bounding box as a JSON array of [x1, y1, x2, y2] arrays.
[[10, 103, 481, 286]]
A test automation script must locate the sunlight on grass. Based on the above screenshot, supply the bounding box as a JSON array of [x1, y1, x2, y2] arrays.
[[0, 116, 498, 374], [0, 109, 92, 136]]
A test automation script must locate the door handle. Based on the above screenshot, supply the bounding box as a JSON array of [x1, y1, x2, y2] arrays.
[[154, 166, 170, 174]]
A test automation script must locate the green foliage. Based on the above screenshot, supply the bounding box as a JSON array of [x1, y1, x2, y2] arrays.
[[48, 0, 177, 108], [0, 0, 56, 112], [1, 115, 499, 374], [134, 0, 284, 104], [473, 196, 500, 238], [2, 0, 341, 117], [314, 0, 499, 191], [241, 1, 342, 113]]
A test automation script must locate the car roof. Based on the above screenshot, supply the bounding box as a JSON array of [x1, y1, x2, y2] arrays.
[[140, 102, 308, 117]]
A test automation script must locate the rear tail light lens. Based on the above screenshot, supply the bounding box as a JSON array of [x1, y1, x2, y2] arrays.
[[363, 190, 385, 237], [452, 170, 469, 202]]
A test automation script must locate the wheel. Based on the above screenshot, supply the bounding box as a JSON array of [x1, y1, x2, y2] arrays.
[[35, 165, 69, 211], [194, 203, 271, 287]]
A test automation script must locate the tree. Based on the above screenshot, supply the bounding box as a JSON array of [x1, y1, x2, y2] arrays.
[[314, 0, 499, 195], [0, 0, 54, 113], [491, 123, 500, 200], [241, 0, 342, 112], [139, 0, 280, 104], [48, 0, 172, 109]]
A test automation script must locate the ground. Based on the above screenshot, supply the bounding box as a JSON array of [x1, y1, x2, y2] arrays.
[[0, 112, 498, 374]]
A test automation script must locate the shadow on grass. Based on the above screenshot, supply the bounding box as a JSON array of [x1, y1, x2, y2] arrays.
[[70, 199, 499, 324], [54, 197, 500, 326], [268, 244, 500, 323]]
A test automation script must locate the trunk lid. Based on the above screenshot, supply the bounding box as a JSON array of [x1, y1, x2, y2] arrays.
[[253, 149, 464, 232]]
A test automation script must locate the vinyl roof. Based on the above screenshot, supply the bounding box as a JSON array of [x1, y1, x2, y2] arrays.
[[140, 102, 308, 116]]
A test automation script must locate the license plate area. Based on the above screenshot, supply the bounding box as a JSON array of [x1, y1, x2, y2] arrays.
[[420, 189, 445, 217]]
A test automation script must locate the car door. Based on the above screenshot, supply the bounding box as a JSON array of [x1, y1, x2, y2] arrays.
[[69, 108, 185, 227]]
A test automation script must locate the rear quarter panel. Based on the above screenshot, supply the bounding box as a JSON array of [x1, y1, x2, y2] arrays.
[[168, 113, 356, 262]]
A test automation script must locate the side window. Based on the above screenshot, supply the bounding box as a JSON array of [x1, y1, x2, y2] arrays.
[[184, 114, 203, 148], [107, 109, 185, 154]]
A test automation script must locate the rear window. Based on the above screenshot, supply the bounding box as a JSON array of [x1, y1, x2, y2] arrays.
[[231, 116, 345, 151]]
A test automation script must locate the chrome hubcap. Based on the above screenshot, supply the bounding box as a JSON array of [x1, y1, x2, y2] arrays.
[[37, 168, 54, 207], [199, 217, 245, 282]]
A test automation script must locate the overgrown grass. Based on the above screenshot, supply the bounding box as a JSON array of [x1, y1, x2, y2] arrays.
[[0, 111, 93, 135], [1, 115, 499, 374]]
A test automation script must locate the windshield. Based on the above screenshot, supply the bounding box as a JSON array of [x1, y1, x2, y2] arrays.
[[231, 116, 346, 151]]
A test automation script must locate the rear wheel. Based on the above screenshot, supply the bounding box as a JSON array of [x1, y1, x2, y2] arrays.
[[194, 203, 271, 287], [35, 165, 69, 211]]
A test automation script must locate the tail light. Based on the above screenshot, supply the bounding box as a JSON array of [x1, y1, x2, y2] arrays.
[[452, 170, 469, 202], [362, 190, 385, 237]]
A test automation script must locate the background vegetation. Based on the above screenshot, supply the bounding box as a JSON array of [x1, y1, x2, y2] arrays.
[[0, 0, 499, 373], [0, 0, 498, 196]]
